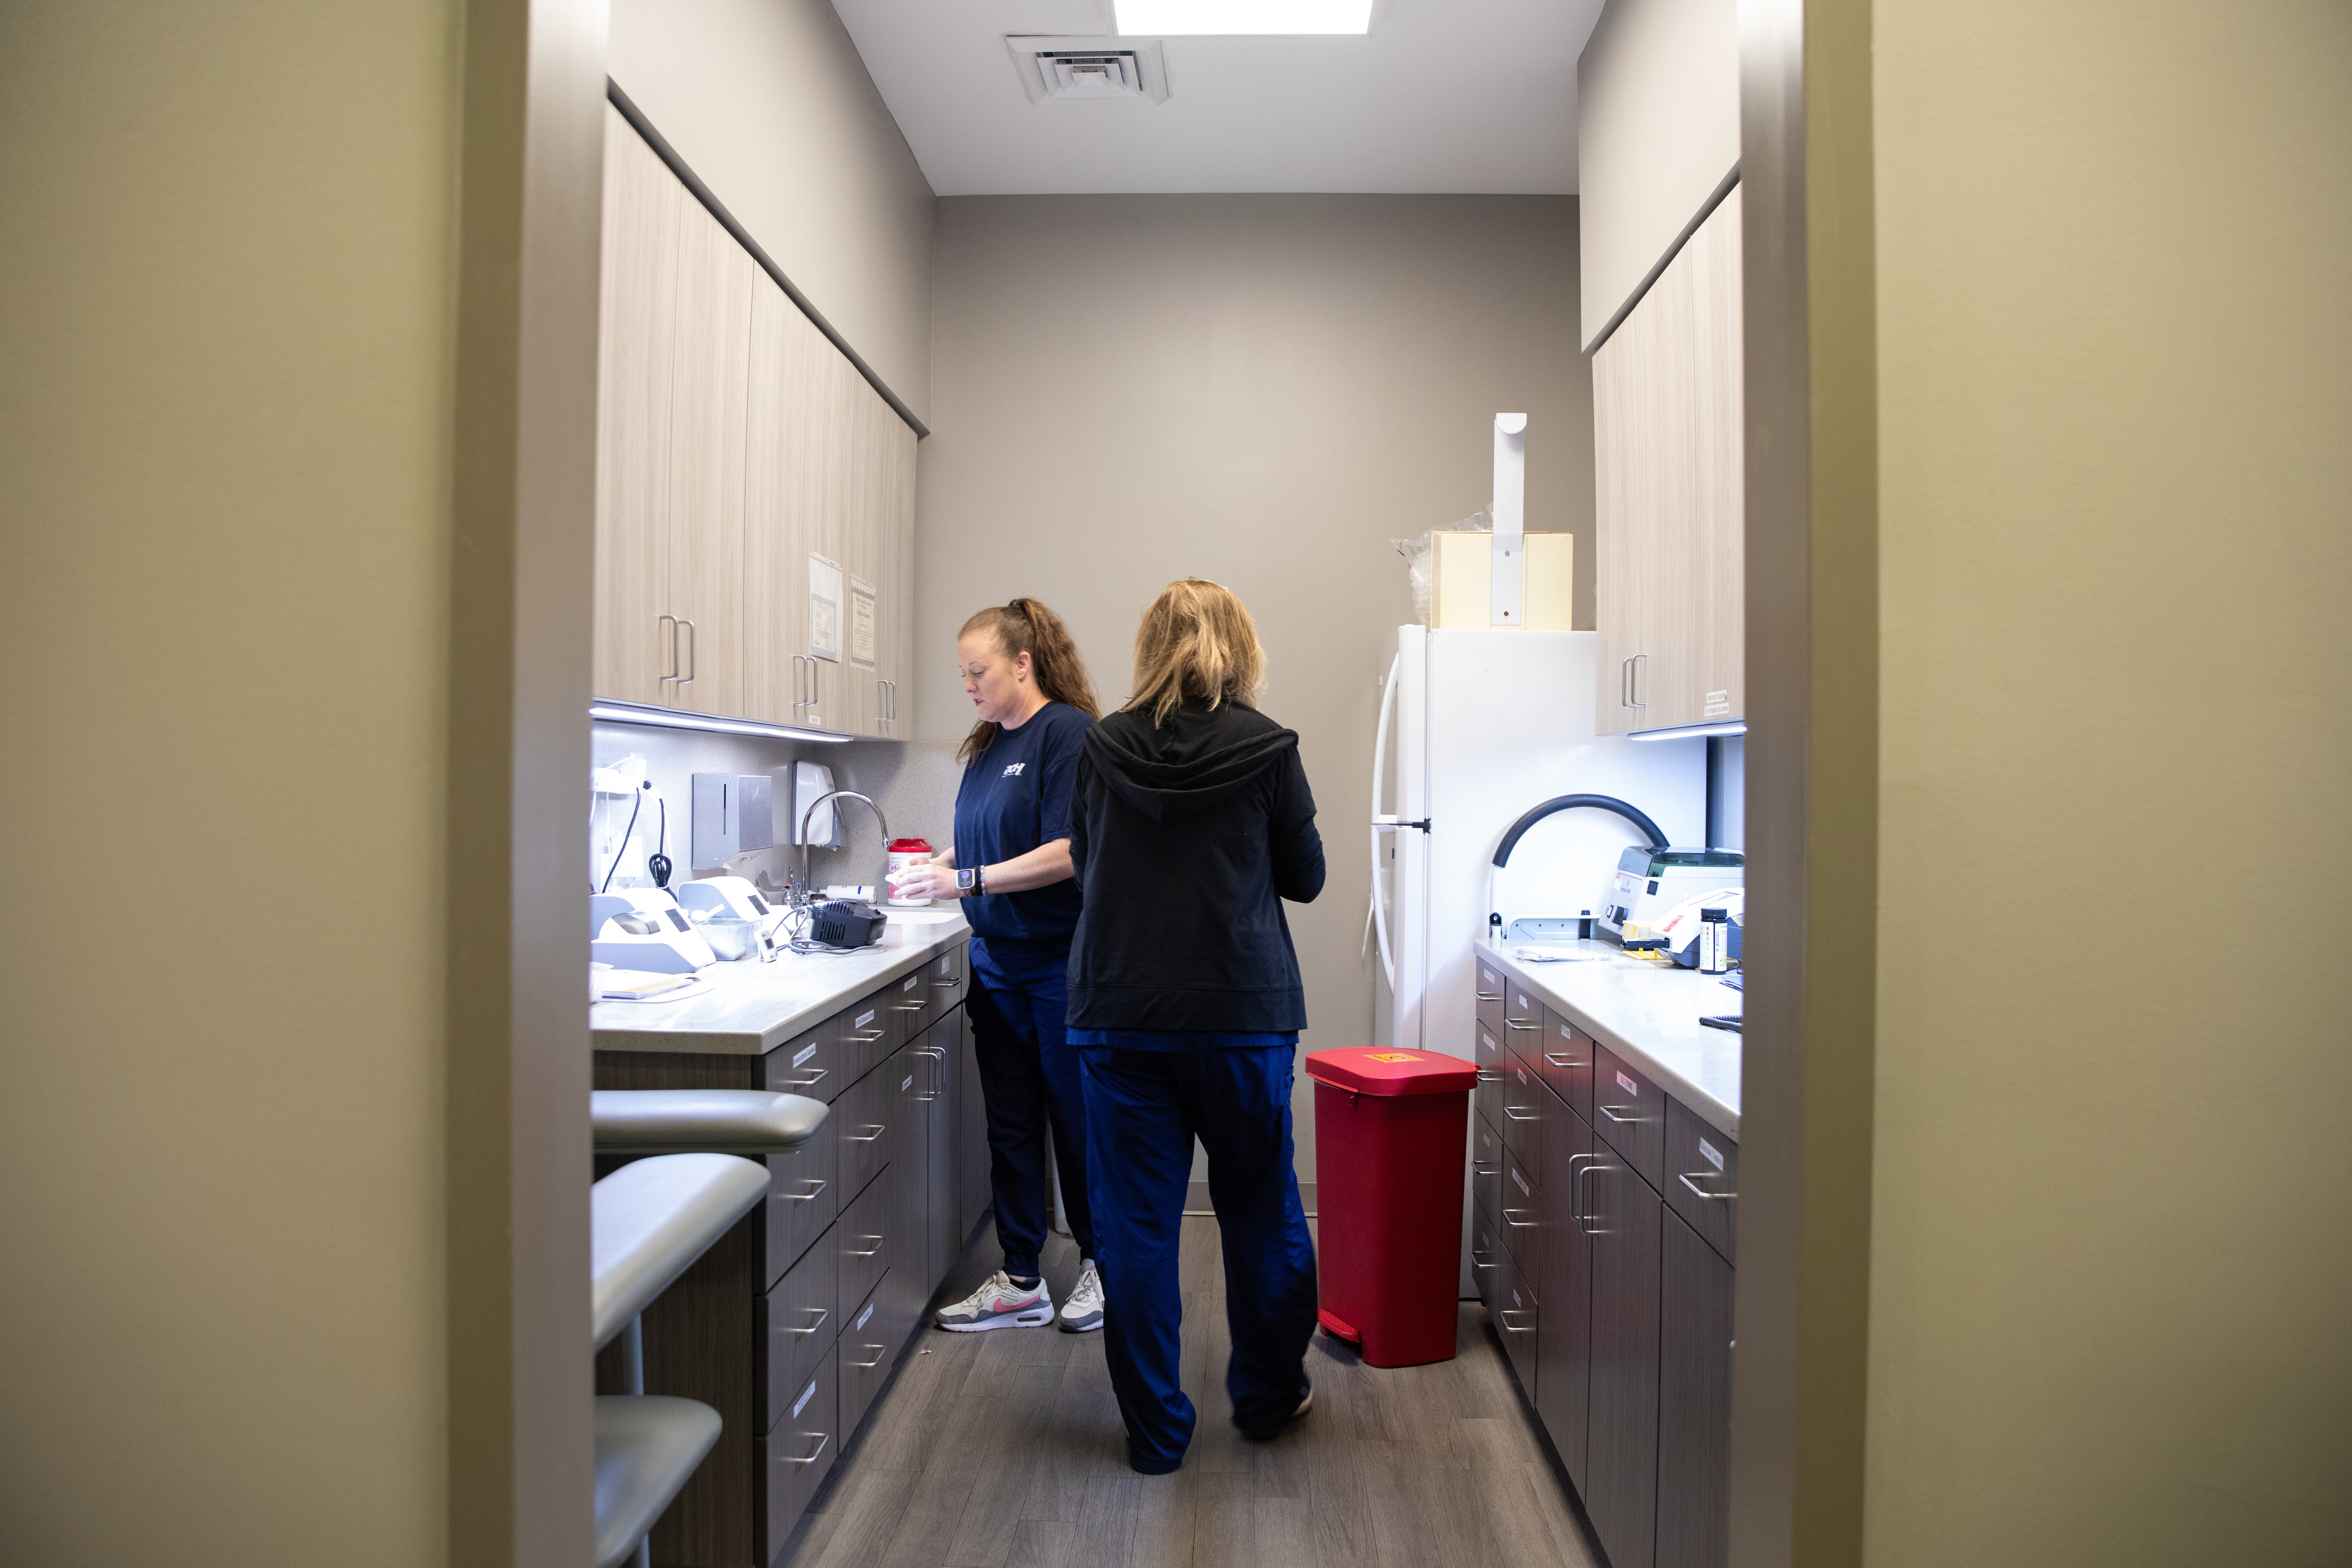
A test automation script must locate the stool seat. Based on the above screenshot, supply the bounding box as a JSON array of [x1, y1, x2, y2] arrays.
[[593, 1394, 723, 1568], [591, 1153, 769, 1351], [590, 1089, 828, 1153]]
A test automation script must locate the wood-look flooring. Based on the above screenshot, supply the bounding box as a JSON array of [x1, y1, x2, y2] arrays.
[[779, 1219, 1601, 1568]]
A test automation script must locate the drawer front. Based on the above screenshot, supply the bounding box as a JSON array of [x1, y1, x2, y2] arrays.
[[886, 1045, 923, 1181], [1473, 1021, 1507, 1131], [1471, 1112, 1505, 1234], [1474, 956, 1508, 1046], [1503, 976, 1545, 1052], [835, 1172, 892, 1326], [837, 1279, 896, 1438], [764, 1017, 842, 1104], [1470, 1202, 1506, 1311], [887, 966, 935, 1053], [763, 1119, 839, 1285], [835, 1061, 895, 1202], [762, 1356, 839, 1561], [761, 1235, 838, 1428], [1593, 1044, 1666, 1190], [1538, 1006, 1595, 1124], [1500, 1146, 1544, 1291], [1664, 1097, 1738, 1262], [839, 994, 893, 1083], [1492, 1237, 1541, 1396], [1500, 1051, 1547, 1185], [927, 942, 969, 1012]]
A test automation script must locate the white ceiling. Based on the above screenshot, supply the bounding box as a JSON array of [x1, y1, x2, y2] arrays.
[[829, 0, 1604, 196]]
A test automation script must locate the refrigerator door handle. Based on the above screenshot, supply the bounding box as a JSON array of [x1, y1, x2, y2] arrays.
[[1367, 648, 1402, 990]]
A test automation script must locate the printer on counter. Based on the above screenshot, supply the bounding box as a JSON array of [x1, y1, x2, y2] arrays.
[[1600, 846, 1744, 950], [591, 887, 718, 974]]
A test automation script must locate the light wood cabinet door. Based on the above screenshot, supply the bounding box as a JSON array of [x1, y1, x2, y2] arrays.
[[836, 376, 888, 737], [1591, 185, 1744, 734], [662, 197, 754, 718], [743, 271, 815, 726], [593, 104, 682, 706]]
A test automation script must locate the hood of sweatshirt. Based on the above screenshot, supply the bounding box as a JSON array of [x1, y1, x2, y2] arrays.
[[1084, 700, 1299, 824]]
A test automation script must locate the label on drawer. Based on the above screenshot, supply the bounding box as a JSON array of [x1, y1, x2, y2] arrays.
[[1700, 1138, 1725, 1171], [902, 1075, 914, 1092], [856, 1302, 874, 1331], [902, 974, 919, 991], [1516, 1066, 1528, 1084], [856, 1010, 876, 1029], [1511, 1166, 1530, 1195], [794, 1378, 817, 1418], [1515, 992, 1529, 1009], [794, 1043, 818, 1067], [1616, 1070, 1639, 1097]]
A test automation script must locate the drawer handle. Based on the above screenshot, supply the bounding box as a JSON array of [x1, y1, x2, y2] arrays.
[[846, 1028, 887, 1044], [1543, 1052, 1584, 1069], [1496, 1309, 1535, 1334], [1503, 1107, 1537, 1122], [1471, 1255, 1498, 1271], [1471, 1160, 1497, 1175], [1678, 1173, 1738, 1203], [849, 1345, 887, 1369], [848, 1125, 887, 1143], [1575, 1157, 1607, 1236], [894, 1000, 930, 1014], [1502, 1207, 1538, 1229], [1475, 1070, 1502, 1083], [785, 1307, 830, 1336], [781, 1178, 828, 1203], [1475, 990, 1502, 1001], [1505, 1019, 1538, 1031], [782, 1432, 831, 1465], [1597, 1104, 1641, 1125], [785, 1068, 828, 1089], [912, 1046, 946, 1059], [846, 1236, 884, 1258]]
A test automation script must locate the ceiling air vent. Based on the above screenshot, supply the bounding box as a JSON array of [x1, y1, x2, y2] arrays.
[[1005, 36, 1171, 105]]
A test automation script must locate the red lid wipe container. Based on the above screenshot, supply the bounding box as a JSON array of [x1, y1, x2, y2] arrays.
[[886, 838, 935, 906], [1306, 1047, 1478, 1368]]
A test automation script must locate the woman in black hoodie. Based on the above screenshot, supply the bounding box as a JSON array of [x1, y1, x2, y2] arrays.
[[1067, 578, 1325, 1474]]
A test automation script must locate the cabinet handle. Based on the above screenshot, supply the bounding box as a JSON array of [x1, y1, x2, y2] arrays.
[[1506, 1019, 1538, 1031], [1503, 1106, 1538, 1122], [785, 1307, 830, 1336], [783, 1067, 828, 1089], [1631, 653, 1646, 709], [912, 1046, 945, 1059], [894, 999, 930, 1014], [1475, 1070, 1503, 1084], [1502, 1207, 1538, 1229], [1574, 1156, 1605, 1236], [1543, 1052, 1584, 1069], [1597, 1104, 1641, 1125], [846, 1236, 884, 1258], [1497, 1309, 1535, 1334], [845, 1027, 887, 1045], [847, 1125, 886, 1143], [782, 1432, 831, 1465], [659, 614, 681, 691], [1475, 990, 1502, 1001], [849, 1345, 887, 1369], [1471, 1160, 1497, 1175], [1677, 1173, 1738, 1203], [781, 1178, 827, 1203], [677, 618, 696, 687], [1471, 1253, 1498, 1272]]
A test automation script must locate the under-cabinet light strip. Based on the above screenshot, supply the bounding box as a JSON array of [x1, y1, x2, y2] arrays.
[[1628, 722, 1749, 742], [589, 702, 853, 744]]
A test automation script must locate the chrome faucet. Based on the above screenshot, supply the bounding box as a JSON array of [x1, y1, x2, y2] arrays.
[[798, 790, 890, 906]]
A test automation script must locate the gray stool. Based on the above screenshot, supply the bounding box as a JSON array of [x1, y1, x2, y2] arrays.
[[593, 1397, 723, 1568], [590, 1089, 827, 1155]]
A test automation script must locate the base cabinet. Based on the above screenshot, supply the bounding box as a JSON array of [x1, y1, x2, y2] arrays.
[[594, 941, 977, 1568], [1658, 1209, 1734, 1568], [1585, 1145, 1664, 1568]]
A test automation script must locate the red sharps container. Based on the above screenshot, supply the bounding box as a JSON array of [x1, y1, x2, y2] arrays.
[[1308, 1046, 1479, 1368]]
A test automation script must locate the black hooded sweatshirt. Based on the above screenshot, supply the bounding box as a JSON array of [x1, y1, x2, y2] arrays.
[[1065, 697, 1326, 1032]]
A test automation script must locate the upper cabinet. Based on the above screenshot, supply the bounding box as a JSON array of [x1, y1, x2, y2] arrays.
[[1593, 188, 1743, 736], [594, 104, 917, 738]]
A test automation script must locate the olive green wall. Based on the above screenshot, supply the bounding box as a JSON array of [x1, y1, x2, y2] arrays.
[[1864, 3, 2352, 1562]]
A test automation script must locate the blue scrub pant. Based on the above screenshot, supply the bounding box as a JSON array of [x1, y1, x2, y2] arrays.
[[1078, 1045, 1320, 1473], [968, 963, 1095, 1277]]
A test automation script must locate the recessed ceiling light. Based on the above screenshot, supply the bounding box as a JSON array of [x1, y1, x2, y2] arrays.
[[1114, 0, 1375, 36]]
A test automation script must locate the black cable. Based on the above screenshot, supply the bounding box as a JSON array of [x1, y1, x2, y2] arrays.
[[1490, 794, 1669, 867], [648, 795, 672, 888], [599, 783, 644, 893]]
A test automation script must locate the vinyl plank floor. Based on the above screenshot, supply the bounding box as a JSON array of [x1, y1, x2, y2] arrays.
[[776, 1218, 1601, 1568]]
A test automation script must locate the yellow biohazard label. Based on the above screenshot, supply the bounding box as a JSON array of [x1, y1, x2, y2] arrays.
[[1366, 1053, 1420, 1062]]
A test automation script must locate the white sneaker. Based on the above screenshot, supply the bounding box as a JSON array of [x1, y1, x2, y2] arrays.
[[933, 1271, 1054, 1332], [1059, 1260, 1105, 1333]]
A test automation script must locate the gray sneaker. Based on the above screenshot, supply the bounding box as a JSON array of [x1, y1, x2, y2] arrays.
[[934, 1270, 1054, 1332], [1058, 1260, 1105, 1333]]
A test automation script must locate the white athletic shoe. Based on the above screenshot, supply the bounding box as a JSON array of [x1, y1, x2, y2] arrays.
[[933, 1271, 1054, 1332], [1059, 1260, 1105, 1333]]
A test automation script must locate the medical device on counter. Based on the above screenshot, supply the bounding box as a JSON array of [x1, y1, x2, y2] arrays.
[[1600, 845, 1744, 948], [677, 875, 791, 963], [592, 756, 672, 892], [1649, 886, 1745, 968], [591, 888, 718, 974]]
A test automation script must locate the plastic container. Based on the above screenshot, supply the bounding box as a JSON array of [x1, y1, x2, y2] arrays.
[[885, 838, 934, 906], [1307, 1046, 1480, 1368]]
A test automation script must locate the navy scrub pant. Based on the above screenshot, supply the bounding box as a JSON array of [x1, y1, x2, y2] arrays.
[[1079, 1045, 1320, 1473], [968, 963, 1095, 1277]]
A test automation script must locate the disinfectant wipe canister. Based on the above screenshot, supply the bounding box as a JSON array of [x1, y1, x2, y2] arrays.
[[886, 838, 935, 906]]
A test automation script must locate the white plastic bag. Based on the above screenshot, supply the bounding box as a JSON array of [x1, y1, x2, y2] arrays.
[[1393, 506, 1491, 624]]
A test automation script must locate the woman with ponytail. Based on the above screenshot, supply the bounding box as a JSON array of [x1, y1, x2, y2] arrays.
[[889, 599, 1109, 1335]]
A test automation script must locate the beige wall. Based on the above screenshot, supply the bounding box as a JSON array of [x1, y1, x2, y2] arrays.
[[0, 2, 484, 1562], [609, 0, 937, 423], [1578, 0, 1740, 347], [917, 194, 1592, 1170], [1865, 3, 2352, 1563]]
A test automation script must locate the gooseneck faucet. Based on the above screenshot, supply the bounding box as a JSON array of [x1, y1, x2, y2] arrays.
[[798, 790, 891, 905]]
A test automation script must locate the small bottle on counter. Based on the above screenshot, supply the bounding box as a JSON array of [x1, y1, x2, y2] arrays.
[[1697, 907, 1731, 974]]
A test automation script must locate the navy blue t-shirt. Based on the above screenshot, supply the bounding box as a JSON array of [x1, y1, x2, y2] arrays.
[[955, 702, 1093, 970]]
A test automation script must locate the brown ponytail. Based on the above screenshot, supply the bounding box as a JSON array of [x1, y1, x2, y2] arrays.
[[955, 598, 1102, 765]]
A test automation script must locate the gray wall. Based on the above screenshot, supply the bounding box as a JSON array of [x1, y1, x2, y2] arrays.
[[916, 194, 1592, 1173], [609, 0, 937, 422]]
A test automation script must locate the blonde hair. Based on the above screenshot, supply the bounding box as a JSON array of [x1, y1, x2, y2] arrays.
[[1126, 579, 1266, 726], [955, 598, 1102, 766]]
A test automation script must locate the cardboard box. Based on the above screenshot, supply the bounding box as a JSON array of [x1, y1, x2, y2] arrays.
[[1430, 530, 1576, 629]]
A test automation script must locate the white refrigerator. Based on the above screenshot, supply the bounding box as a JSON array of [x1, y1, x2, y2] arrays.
[[1368, 626, 1707, 1066]]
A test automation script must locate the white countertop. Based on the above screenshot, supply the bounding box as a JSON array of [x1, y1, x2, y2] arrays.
[[592, 910, 972, 1057], [1484, 936, 1743, 1139]]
